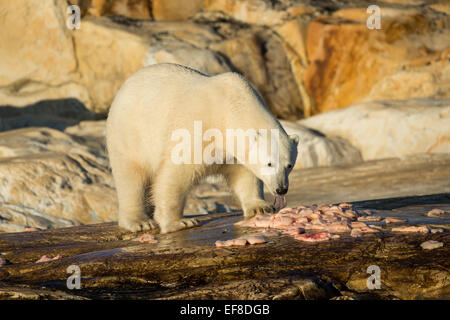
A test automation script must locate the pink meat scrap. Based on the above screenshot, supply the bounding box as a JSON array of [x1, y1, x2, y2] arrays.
[[294, 232, 338, 242], [35, 254, 62, 264], [234, 203, 383, 242], [133, 233, 158, 244], [215, 235, 266, 247]]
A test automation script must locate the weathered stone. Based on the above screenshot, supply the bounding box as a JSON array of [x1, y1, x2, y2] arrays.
[[83, 0, 152, 19], [299, 99, 450, 161], [145, 39, 233, 76], [284, 153, 450, 206], [0, 126, 115, 231], [280, 120, 362, 169], [0, 285, 87, 300], [0, 0, 77, 87], [0, 0, 86, 108], [73, 18, 150, 113], [304, 9, 450, 113], [421, 240, 444, 250], [209, 28, 304, 119], [152, 0, 204, 21], [1, 0, 449, 121], [0, 82, 92, 112], [0, 196, 448, 300], [203, 0, 315, 26], [429, 2, 450, 15], [275, 16, 314, 117]]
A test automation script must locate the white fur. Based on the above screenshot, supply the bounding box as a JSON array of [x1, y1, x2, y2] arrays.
[[106, 64, 298, 233]]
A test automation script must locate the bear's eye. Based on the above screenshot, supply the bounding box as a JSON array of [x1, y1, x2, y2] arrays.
[[287, 164, 292, 169], [267, 162, 272, 167]]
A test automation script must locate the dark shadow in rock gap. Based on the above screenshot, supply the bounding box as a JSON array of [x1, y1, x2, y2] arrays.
[[0, 98, 104, 133]]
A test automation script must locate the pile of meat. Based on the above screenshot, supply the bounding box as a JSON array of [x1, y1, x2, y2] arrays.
[[214, 203, 372, 246], [215, 235, 267, 247], [214, 202, 433, 246], [222, 204, 446, 246], [233, 203, 383, 242]]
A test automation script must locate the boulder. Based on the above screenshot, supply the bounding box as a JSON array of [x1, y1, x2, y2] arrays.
[[304, 8, 450, 113], [202, 0, 316, 26], [0, 127, 116, 232], [73, 17, 150, 113], [299, 99, 450, 160], [0, 0, 83, 107], [280, 121, 362, 169], [152, 0, 204, 21], [70, 0, 152, 19], [0, 0, 76, 87], [1, 0, 450, 124], [209, 28, 304, 119], [275, 16, 314, 117], [145, 39, 232, 76]]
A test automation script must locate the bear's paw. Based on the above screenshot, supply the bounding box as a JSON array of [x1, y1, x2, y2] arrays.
[[119, 218, 158, 232], [244, 201, 274, 218], [159, 218, 200, 234]]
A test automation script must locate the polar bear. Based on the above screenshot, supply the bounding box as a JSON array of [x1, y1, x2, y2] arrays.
[[106, 63, 299, 233]]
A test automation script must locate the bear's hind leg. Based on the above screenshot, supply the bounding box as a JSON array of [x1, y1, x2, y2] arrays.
[[152, 164, 200, 234], [223, 165, 274, 219], [112, 159, 157, 232]]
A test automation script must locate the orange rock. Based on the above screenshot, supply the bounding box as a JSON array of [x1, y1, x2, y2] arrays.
[[153, 0, 204, 21], [303, 13, 449, 114], [83, 0, 152, 18]]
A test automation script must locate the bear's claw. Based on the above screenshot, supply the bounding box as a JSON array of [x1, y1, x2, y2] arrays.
[[119, 218, 158, 232], [159, 217, 200, 234], [245, 205, 274, 219]]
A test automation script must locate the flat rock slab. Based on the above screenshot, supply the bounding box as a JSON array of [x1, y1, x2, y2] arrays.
[[0, 194, 449, 300], [281, 153, 450, 206]]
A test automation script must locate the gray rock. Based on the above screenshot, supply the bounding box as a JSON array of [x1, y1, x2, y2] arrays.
[[420, 240, 444, 250], [280, 120, 362, 169], [299, 99, 450, 161]]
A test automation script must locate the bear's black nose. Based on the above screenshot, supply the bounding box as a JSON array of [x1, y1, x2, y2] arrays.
[[276, 187, 288, 195]]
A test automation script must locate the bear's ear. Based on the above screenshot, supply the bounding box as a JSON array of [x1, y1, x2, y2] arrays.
[[289, 134, 299, 146]]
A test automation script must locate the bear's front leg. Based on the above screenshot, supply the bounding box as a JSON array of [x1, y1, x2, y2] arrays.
[[223, 165, 274, 219], [152, 164, 200, 234], [111, 158, 157, 232]]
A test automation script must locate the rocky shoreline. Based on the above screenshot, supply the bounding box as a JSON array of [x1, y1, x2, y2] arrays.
[[0, 193, 448, 300]]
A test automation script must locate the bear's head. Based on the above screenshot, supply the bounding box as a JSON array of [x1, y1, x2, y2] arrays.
[[244, 129, 299, 196]]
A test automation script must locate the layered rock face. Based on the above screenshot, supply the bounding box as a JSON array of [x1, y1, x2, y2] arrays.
[[3, 0, 448, 118], [304, 7, 450, 113]]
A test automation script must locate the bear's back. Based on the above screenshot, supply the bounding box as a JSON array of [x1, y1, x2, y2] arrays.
[[131, 63, 209, 83], [110, 63, 276, 129]]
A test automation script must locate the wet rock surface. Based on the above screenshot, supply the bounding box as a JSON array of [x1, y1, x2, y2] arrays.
[[0, 194, 448, 300]]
